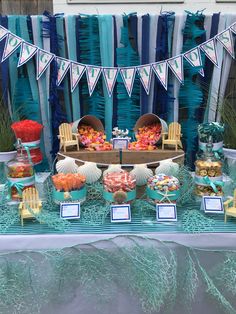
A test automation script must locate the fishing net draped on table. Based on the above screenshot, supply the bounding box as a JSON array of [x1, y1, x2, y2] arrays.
[[1, 235, 236, 314]]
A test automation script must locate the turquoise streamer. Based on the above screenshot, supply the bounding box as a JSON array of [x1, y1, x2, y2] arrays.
[[116, 14, 140, 131], [31, 15, 52, 165], [56, 16, 72, 122], [18, 16, 41, 122], [66, 15, 81, 120], [7, 16, 18, 113], [98, 15, 114, 140]]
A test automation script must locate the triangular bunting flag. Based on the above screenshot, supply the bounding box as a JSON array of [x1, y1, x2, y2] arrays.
[[0, 25, 9, 41], [230, 22, 236, 35], [56, 57, 71, 86], [184, 47, 204, 77], [200, 38, 218, 67], [152, 61, 168, 90], [17, 42, 37, 67], [36, 49, 54, 80], [119, 67, 136, 97], [103, 67, 119, 97], [136, 64, 152, 95], [86, 66, 102, 96], [70, 62, 86, 93], [167, 55, 184, 84], [216, 29, 235, 58], [2, 33, 22, 62]]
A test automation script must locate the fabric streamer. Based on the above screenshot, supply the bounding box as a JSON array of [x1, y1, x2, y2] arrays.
[[203, 13, 220, 122], [7, 16, 18, 114], [216, 14, 235, 122], [64, 15, 81, 120], [179, 11, 206, 169], [171, 13, 187, 122], [206, 14, 226, 122], [112, 15, 120, 129], [0, 15, 9, 105], [140, 14, 150, 115], [116, 14, 140, 131], [78, 15, 105, 122], [17, 16, 40, 122], [42, 12, 67, 158], [98, 15, 114, 140], [148, 14, 158, 113], [153, 12, 175, 121], [31, 15, 52, 165], [56, 14, 72, 123]]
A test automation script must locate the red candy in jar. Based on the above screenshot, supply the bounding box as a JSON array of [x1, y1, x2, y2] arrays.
[[11, 120, 43, 165]]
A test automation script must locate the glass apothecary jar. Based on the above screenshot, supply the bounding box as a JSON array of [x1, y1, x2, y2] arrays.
[[6, 140, 35, 202], [103, 171, 136, 203], [195, 137, 223, 196]]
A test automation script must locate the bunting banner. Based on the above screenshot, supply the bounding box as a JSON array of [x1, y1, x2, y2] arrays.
[[200, 38, 219, 67], [56, 57, 71, 86], [0, 22, 236, 96], [184, 47, 204, 77], [0, 25, 9, 42], [2, 33, 22, 62], [152, 61, 168, 90], [119, 67, 136, 97], [86, 65, 102, 96], [216, 29, 235, 58], [167, 55, 184, 84], [136, 64, 152, 95], [18, 42, 37, 67], [70, 61, 86, 93], [36, 49, 54, 80], [103, 67, 119, 97], [230, 22, 236, 34]]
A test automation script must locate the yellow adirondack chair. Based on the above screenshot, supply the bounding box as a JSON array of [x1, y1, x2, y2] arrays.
[[224, 189, 236, 223], [58, 123, 79, 152], [162, 122, 183, 151], [19, 187, 42, 226]]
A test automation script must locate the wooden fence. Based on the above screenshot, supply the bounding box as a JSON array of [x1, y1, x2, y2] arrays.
[[0, 0, 53, 15]]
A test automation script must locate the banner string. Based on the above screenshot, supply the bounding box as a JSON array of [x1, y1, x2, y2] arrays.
[[57, 151, 185, 167], [0, 21, 235, 96]]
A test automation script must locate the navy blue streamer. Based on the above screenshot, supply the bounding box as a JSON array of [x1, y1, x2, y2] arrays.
[[141, 14, 150, 115], [203, 13, 220, 85], [153, 13, 174, 120], [0, 15, 9, 105], [129, 14, 138, 53], [42, 11, 67, 158]]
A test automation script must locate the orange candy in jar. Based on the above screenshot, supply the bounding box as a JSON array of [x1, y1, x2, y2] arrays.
[[6, 150, 35, 202], [52, 173, 86, 192], [129, 124, 161, 151]]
